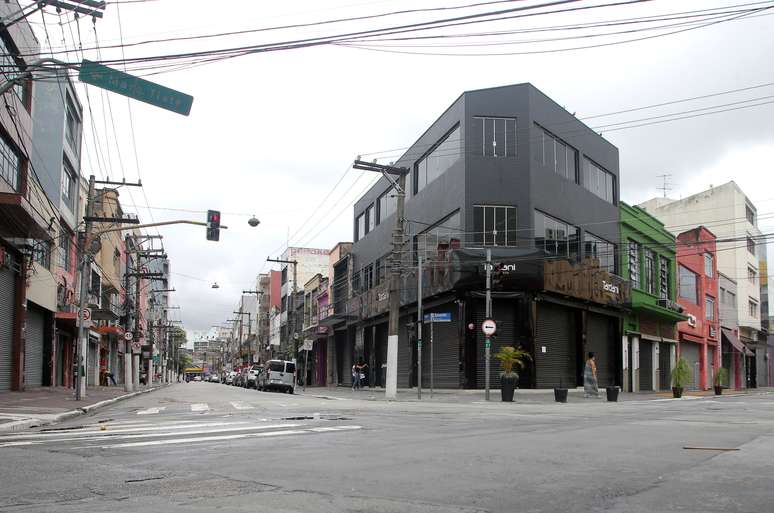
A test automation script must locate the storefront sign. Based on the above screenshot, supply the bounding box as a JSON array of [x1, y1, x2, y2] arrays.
[[602, 281, 620, 295]]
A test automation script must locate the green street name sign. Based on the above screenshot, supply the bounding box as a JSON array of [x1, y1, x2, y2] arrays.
[[78, 59, 193, 116]]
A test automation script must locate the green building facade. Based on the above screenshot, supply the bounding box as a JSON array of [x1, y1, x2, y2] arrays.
[[619, 202, 686, 392]]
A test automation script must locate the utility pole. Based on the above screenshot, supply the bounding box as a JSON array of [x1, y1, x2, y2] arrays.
[[123, 234, 133, 392], [75, 175, 141, 400], [485, 248, 492, 401], [417, 254, 423, 400], [352, 159, 408, 401]]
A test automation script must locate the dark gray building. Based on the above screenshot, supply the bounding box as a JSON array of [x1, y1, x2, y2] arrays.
[[346, 83, 627, 389]]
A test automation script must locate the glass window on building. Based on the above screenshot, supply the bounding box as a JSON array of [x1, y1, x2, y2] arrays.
[[645, 249, 656, 294], [473, 206, 517, 247], [32, 241, 50, 269], [747, 236, 756, 256], [416, 210, 462, 261], [628, 241, 640, 290], [0, 132, 21, 191], [61, 158, 77, 211], [355, 212, 365, 241], [378, 187, 397, 224], [678, 265, 698, 304], [414, 125, 461, 194], [0, 35, 27, 106], [535, 125, 577, 182], [749, 298, 758, 318], [534, 210, 579, 260], [704, 253, 713, 277], [58, 229, 72, 272], [748, 266, 757, 284], [475, 117, 516, 157], [705, 296, 715, 321], [746, 204, 755, 224], [583, 231, 615, 274], [65, 94, 81, 154], [582, 157, 615, 204], [366, 204, 374, 234], [659, 256, 670, 299]]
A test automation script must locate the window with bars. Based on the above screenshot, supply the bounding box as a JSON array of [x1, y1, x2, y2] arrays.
[[628, 241, 640, 289], [659, 256, 670, 299], [473, 206, 516, 247], [475, 116, 516, 157], [645, 249, 656, 294], [32, 241, 50, 269]]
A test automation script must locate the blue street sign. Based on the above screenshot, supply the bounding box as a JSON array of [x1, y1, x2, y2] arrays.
[[423, 312, 452, 322]]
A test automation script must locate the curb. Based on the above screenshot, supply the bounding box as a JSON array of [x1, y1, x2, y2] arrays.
[[0, 384, 170, 433]]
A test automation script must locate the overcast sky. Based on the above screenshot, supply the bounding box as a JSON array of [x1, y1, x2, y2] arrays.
[[31, 0, 774, 334]]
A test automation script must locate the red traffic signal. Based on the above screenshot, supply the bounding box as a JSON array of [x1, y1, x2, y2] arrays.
[[206, 210, 221, 241]]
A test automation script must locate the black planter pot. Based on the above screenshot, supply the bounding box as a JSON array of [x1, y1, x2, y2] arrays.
[[501, 375, 517, 402], [606, 386, 620, 402], [554, 387, 568, 403], [672, 386, 683, 398], [714, 385, 723, 395]]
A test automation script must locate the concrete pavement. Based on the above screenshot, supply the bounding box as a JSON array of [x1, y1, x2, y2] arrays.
[[1, 382, 773, 512]]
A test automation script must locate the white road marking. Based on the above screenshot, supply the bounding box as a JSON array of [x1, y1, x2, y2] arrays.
[[0, 424, 302, 448], [230, 401, 254, 410], [137, 407, 166, 415], [191, 403, 209, 412], [90, 425, 364, 449], [0, 421, 249, 441]]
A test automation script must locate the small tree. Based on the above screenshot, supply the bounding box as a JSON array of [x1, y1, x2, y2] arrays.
[[671, 357, 692, 389], [714, 367, 728, 387], [494, 346, 532, 378]]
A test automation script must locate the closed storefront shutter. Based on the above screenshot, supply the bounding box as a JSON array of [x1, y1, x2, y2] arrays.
[[0, 266, 15, 391], [680, 341, 700, 390], [87, 341, 97, 386], [639, 341, 653, 391], [586, 313, 616, 388], [474, 300, 516, 389], [24, 305, 45, 388], [659, 343, 672, 391], [535, 303, 576, 388], [422, 304, 459, 389]]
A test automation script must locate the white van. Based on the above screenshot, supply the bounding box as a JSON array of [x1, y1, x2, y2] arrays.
[[259, 360, 296, 393]]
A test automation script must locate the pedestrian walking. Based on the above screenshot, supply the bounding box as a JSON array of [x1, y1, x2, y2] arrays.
[[584, 352, 599, 398], [105, 369, 117, 386], [357, 358, 368, 389], [352, 363, 360, 390]]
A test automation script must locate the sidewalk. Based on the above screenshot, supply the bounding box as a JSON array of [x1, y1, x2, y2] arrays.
[[0, 384, 167, 433], [299, 385, 773, 403]]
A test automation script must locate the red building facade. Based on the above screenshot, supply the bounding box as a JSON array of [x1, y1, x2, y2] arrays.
[[676, 226, 720, 390]]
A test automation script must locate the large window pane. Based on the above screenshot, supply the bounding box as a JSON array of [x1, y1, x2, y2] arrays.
[[556, 140, 567, 178], [356, 213, 365, 241], [506, 207, 518, 246], [415, 125, 461, 194], [583, 157, 616, 204], [567, 147, 577, 182], [679, 265, 698, 304]]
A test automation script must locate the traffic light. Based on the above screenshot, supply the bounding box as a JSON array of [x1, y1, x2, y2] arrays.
[[206, 210, 220, 241]]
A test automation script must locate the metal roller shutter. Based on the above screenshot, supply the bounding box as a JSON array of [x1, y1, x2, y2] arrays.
[[535, 303, 576, 388], [87, 341, 97, 386], [639, 341, 653, 391], [422, 304, 459, 389], [474, 300, 516, 389], [680, 341, 700, 390], [659, 343, 672, 390], [397, 317, 412, 389], [0, 266, 15, 391], [24, 305, 45, 388], [586, 313, 616, 388]]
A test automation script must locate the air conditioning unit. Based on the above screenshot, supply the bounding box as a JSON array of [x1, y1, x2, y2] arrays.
[[687, 314, 697, 327]]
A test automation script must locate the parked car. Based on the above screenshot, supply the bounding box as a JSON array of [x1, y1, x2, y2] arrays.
[[225, 371, 236, 385], [258, 360, 296, 393], [245, 364, 263, 389], [209, 374, 220, 383], [193, 375, 202, 382], [233, 371, 244, 387]]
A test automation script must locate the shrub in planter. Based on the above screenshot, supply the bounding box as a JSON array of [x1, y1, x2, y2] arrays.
[[671, 357, 692, 399], [494, 346, 532, 402], [714, 367, 728, 395]]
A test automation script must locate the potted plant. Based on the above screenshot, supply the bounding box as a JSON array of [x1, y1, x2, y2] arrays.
[[671, 357, 692, 398], [714, 368, 728, 395], [494, 346, 532, 402], [554, 377, 568, 403]]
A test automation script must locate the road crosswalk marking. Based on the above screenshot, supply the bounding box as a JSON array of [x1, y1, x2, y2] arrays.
[[230, 401, 254, 410], [190, 403, 209, 412], [137, 407, 166, 415]]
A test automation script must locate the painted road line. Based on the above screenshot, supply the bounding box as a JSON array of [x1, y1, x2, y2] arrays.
[[190, 403, 209, 412], [137, 407, 166, 415], [0, 421, 250, 441], [89, 425, 364, 449], [230, 402, 254, 410], [0, 424, 302, 448]]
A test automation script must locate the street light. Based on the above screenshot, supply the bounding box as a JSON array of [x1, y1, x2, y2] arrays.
[[248, 216, 260, 227]]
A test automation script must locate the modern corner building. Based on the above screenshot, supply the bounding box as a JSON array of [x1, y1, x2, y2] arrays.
[[348, 83, 627, 390], [619, 202, 685, 393], [640, 181, 769, 387]]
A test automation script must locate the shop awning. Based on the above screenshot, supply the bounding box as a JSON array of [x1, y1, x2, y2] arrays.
[[722, 328, 754, 356], [681, 333, 705, 344], [95, 325, 124, 335]]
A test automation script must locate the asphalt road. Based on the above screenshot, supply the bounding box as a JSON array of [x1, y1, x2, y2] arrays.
[[1, 383, 773, 513]]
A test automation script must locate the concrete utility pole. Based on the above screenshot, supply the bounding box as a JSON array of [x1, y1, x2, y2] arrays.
[[74, 175, 95, 401], [123, 235, 133, 392], [352, 159, 409, 401], [417, 254, 423, 400]]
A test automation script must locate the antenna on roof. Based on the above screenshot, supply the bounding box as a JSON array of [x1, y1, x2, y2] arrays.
[[657, 174, 672, 198]]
